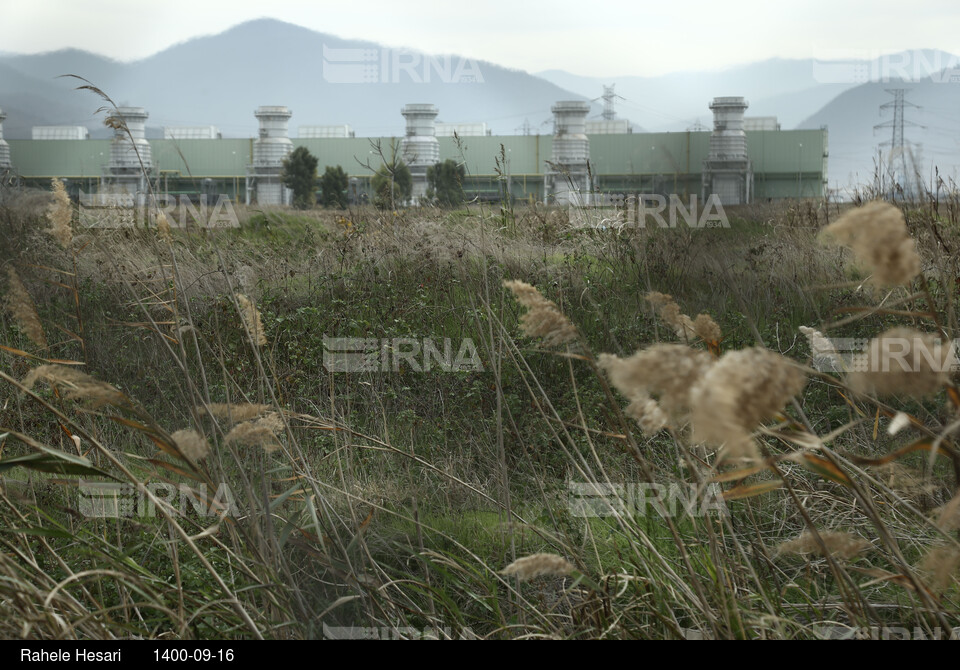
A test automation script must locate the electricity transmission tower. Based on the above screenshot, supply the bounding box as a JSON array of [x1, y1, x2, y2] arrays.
[[601, 85, 619, 120], [874, 88, 924, 198], [592, 85, 626, 121]]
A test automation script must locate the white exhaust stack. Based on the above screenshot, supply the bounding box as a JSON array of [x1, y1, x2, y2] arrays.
[[545, 101, 592, 205], [400, 103, 440, 205], [106, 106, 153, 198], [702, 96, 752, 205], [247, 106, 294, 206], [0, 108, 11, 171]]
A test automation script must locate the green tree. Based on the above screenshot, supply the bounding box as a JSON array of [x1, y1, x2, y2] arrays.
[[281, 146, 319, 209], [319, 165, 349, 209], [371, 159, 412, 209], [427, 159, 466, 207]]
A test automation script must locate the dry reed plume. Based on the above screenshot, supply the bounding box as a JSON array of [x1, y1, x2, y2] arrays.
[[645, 292, 721, 345], [157, 211, 173, 243], [202, 403, 272, 424], [23, 364, 125, 408], [503, 280, 578, 347], [599, 344, 713, 435], [660, 301, 696, 340], [820, 201, 921, 287], [47, 178, 73, 248], [501, 553, 575, 581], [918, 545, 960, 593], [874, 462, 937, 502], [935, 492, 960, 532], [171, 429, 210, 462], [776, 530, 871, 559], [4, 267, 47, 349], [690, 347, 807, 461], [623, 395, 670, 435], [224, 413, 284, 452], [693, 313, 722, 344], [846, 327, 954, 398], [236, 293, 267, 347]]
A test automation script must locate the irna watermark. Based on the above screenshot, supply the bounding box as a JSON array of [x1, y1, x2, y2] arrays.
[[321, 623, 474, 640], [78, 480, 237, 519], [567, 193, 730, 230], [811, 337, 960, 374], [321, 45, 484, 84], [814, 625, 960, 640], [78, 191, 240, 229], [322, 337, 483, 373], [568, 481, 728, 519], [812, 48, 960, 84]]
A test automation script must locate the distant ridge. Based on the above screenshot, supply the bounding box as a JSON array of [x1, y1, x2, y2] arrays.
[[0, 18, 594, 139], [2, 21, 959, 190]]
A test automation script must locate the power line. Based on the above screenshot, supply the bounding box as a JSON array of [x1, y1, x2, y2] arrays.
[[615, 98, 699, 128], [515, 118, 533, 136]]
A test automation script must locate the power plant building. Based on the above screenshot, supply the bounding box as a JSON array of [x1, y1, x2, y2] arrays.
[[1, 96, 829, 205]]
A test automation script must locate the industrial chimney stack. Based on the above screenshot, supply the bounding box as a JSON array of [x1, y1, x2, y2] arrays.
[[400, 104, 440, 205], [545, 101, 592, 205], [0, 107, 11, 171], [105, 106, 153, 198], [246, 106, 294, 206], [702, 96, 752, 205]]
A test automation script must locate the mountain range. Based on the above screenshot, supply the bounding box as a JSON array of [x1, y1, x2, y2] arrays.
[[2, 18, 960, 192], [0, 19, 595, 140]]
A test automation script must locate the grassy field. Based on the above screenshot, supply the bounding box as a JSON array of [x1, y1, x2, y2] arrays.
[[2, 183, 960, 639]]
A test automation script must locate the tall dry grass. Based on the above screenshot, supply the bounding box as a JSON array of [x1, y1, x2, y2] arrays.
[[1, 127, 960, 639]]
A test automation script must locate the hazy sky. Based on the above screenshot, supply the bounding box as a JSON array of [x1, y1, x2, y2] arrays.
[[4, 0, 960, 76]]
